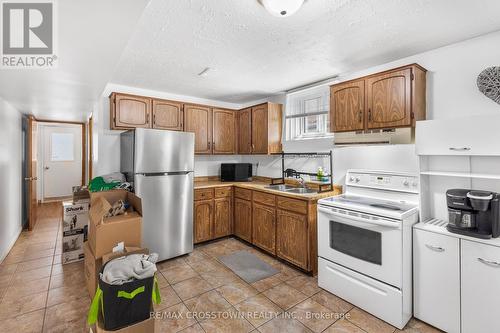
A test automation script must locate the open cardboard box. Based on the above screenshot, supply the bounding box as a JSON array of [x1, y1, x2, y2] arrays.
[[84, 241, 148, 298], [88, 190, 143, 258]]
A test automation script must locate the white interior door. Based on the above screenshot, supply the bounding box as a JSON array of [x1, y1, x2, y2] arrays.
[[42, 124, 82, 200]]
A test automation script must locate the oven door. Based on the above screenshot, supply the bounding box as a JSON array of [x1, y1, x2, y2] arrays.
[[318, 205, 402, 288]]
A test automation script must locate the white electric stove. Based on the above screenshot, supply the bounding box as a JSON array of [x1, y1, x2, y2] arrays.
[[317, 170, 419, 329]]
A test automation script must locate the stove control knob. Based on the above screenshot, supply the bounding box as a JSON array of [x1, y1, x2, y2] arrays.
[[403, 179, 409, 186], [349, 177, 354, 182], [412, 181, 418, 187], [355, 177, 360, 183]]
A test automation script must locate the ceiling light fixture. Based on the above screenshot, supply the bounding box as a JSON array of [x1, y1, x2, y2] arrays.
[[261, 0, 304, 17]]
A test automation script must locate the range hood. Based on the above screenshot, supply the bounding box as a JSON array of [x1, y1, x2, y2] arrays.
[[334, 127, 415, 146]]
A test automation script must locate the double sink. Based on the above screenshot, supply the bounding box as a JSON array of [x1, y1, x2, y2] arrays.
[[264, 184, 317, 194]]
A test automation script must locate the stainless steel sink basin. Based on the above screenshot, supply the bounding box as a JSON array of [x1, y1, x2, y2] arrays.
[[265, 184, 295, 191], [285, 188, 317, 194]]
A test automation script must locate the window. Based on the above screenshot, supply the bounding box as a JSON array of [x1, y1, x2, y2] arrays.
[[51, 132, 74, 161], [285, 85, 331, 141]]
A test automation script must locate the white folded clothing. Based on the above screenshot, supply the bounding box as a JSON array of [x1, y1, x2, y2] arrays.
[[100, 253, 159, 285]]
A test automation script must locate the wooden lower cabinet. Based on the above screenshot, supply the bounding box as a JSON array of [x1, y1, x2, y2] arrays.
[[214, 197, 232, 238], [234, 198, 252, 242], [276, 209, 309, 270], [195, 185, 337, 274], [194, 200, 213, 243], [194, 187, 232, 244], [252, 203, 276, 255]]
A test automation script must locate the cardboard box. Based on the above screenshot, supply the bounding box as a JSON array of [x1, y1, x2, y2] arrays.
[[73, 185, 90, 203], [89, 190, 143, 258], [94, 317, 154, 333], [61, 232, 85, 264], [62, 233, 84, 252], [62, 201, 89, 237], [84, 241, 102, 298], [84, 241, 148, 298], [62, 248, 85, 264]]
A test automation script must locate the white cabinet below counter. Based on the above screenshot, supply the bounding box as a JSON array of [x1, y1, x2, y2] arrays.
[[461, 240, 500, 333], [413, 229, 460, 333], [413, 225, 500, 333]]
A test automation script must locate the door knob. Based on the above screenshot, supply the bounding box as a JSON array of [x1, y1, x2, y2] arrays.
[[44, 166, 50, 170]]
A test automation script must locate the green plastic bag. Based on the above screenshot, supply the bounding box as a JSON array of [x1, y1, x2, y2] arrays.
[[88, 177, 120, 192]]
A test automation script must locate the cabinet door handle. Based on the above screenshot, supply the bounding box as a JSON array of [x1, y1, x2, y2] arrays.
[[477, 257, 500, 267], [368, 109, 372, 122], [449, 147, 471, 151], [358, 110, 362, 122], [425, 244, 445, 252]]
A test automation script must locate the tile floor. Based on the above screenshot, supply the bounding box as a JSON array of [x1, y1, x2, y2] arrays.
[[0, 202, 442, 333]]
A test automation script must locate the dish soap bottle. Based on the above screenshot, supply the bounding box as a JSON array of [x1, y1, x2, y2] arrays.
[[317, 167, 325, 182]]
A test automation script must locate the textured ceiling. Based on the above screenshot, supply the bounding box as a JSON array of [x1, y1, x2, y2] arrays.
[[112, 0, 500, 104], [0, 0, 149, 121]]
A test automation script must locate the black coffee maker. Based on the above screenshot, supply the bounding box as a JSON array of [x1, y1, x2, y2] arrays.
[[446, 189, 500, 239]]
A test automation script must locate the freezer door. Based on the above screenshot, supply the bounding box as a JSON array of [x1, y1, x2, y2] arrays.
[[134, 128, 194, 173], [135, 172, 194, 261]]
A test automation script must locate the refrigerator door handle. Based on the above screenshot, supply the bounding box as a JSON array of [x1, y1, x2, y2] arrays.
[[140, 171, 192, 177]]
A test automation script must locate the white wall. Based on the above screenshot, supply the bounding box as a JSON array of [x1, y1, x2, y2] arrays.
[[95, 31, 500, 179], [332, 30, 500, 120], [246, 31, 500, 180], [195, 155, 242, 177], [92, 84, 245, 177], [92, 96, 121, 177], [0, 98, 23, 261]]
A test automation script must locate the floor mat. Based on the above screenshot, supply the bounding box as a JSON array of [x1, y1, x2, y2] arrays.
[[218, 250, 279, 283]]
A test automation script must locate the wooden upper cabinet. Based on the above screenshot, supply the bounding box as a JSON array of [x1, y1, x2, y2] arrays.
[[366, 68, 412, 129], [329, 64, 426, 133], [110, 93, 152, 129], [152, 99, 183, 131], [331, 80, 365, 132], [212, 109, 236, 154], [251, 104, 268, 154], [238, 108, 252, 154], [250, 103, 282, 154], [184, 104, 212, 154]]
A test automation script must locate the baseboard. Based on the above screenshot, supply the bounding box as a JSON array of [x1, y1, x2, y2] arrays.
[[0, 225, 23, 264]]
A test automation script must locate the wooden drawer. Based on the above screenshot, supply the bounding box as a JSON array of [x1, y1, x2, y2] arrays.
[[215, 187, 232, 198], [194, 188, 214, 201], [277, 196, 308, 215], [253, 191, 275, 207], [234, 187, 252, 200]]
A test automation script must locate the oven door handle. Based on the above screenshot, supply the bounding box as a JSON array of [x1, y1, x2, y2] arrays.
[[318, 207, 401, 229]]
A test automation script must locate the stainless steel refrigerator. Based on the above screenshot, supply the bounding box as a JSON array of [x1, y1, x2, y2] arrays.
[[121, 128, 194, 261]]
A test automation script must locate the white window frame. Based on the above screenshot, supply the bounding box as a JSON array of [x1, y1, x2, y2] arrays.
[[285, 85, 332, 141]]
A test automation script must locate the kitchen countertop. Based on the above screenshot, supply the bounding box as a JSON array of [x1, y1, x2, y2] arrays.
[[194, 180, 342, 201]]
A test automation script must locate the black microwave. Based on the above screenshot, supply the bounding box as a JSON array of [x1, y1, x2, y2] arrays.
[[221, 163, 252, 182]]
